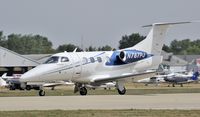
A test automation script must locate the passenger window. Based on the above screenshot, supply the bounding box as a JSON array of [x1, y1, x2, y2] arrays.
[[61, 57, 69, 62], [90, 57, 95, 63], [82, 57, 88, 64], [97, 57, 102, 63]]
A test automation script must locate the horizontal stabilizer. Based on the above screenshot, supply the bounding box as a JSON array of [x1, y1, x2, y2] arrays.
[[142, 21, 197, 27]]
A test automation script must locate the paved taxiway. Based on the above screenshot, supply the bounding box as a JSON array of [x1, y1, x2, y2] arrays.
[[0, 93, 200, 110]]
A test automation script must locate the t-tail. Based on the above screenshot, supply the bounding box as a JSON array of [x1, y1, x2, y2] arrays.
[[125, 22, 193, 69], [128, 22, 192, 55]]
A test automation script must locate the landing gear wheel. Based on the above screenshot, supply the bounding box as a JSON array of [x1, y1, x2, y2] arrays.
[[26, 85, 31, 91], [9, 85, 16, 90], [117, 87, 126, 95], [51, 87, 55, 90], [180, 84, 183, 87], [39, 90, 45, 96], [80, 87, 87, 95], [172, 84, 175, 87]]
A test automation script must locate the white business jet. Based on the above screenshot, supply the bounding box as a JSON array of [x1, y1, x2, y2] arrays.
[[20, 22, 192, 96]]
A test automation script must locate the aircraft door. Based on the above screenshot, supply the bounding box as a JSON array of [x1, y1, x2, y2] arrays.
[[71, 53, 82, 78]]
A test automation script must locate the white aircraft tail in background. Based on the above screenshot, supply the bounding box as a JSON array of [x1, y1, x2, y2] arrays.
[[0, 74, 8, 87], [19, 21, 194, 96]]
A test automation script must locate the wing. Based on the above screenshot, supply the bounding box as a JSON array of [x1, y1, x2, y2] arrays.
[[43, 81, 74, 87], [90, 70, 156, 84]]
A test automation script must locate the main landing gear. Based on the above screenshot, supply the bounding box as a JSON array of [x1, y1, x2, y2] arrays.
[[80, 87, 87, 95], [74, 83, 88, 96], [74, 82, 127, 96], [117, 87, 126, 95], [116, 81, 126, 95]]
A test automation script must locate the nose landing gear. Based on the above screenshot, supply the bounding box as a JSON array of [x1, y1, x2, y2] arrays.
[[39, 90, 45, 96], [74, 83, 88, 96]]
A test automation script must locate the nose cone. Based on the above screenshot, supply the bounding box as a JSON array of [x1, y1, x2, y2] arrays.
[[20, 68, 40, 82], [20, 64, 58, 83], [20, 65, 47, 82]]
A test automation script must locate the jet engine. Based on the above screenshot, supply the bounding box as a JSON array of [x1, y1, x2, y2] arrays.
[[118, 50, 148, 63], [106, 50, 149, 65]]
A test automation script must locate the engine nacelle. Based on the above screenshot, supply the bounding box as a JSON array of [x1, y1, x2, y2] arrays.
[[118, 50, 148, 63], [106, 50, 150, 66]]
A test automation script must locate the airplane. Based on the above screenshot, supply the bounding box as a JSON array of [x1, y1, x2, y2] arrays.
[[0, 76, 8, 87], [137, 75, 165, 86], [86, 82, 116, 90], [19, 21, 194, 96], [164, 71, 199, 87], [136, 72, 188, 86], [1, 73, 74, 90]]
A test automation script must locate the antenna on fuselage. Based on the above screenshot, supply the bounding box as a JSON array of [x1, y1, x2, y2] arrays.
[[73, 48, 77, 52]]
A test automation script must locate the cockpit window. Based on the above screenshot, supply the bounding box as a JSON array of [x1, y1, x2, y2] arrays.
[[61, 57, 69, 62], [44, 56, 59, 64]]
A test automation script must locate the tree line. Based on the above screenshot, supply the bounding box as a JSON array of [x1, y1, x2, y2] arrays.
[[0, 31, 200, 55], [0, 31, 114, 54]]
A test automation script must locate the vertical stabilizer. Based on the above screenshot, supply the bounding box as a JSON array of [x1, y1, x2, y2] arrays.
[[128, 22, 191, 55]]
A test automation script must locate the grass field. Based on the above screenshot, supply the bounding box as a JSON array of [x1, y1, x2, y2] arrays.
[[0, 109, 200, 117], [0, 83, 200, 96]]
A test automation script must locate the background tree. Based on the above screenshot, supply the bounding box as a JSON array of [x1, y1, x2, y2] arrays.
[[0, 31, 7, 48], [85, 46, 97, 51], [162, 44, 171, 52], [119, 33, 146, 49], [164, 39, 200, 55], [56, 44, 82, 52], [6, 34, 55, 54], [97, 45, 112, 51]]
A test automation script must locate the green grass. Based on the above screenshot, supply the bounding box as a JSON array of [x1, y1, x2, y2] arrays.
[[1, 87, 200, 97], [0, 109, 200, 117]]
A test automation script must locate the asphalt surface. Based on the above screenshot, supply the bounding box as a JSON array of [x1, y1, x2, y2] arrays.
[[0, 93, 200, 111]]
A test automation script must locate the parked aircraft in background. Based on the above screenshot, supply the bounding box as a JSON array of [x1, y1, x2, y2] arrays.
[[0, 76, 8, 87], [137, 71, 199, 87], [1, 73, 115, 91], [137, 75, 165, 86], [1, 73, 74, 90], [19, 22, 193, 96], [164, 71, 199, 87], [86, 82, 116, 90]]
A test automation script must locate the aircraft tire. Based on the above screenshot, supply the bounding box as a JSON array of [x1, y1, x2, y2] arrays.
[[9, 85, 16, 90], [117, 87, 126, 95], [26, 85, 31, 91], [39, 90, 45, 96], [51, 87, 55, 90], [80, 87, 87, 95]]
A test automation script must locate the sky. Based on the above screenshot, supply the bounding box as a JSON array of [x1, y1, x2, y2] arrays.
[[0, 0, 200, 49]]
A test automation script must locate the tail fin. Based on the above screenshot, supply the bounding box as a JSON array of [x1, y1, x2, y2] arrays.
[[129, 22, 192, 55], [191, 72, 199, 80], [2, 73, 7, 78]]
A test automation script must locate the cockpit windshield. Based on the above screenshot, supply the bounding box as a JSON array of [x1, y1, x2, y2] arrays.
[[44, 56, 59, 64], [61, 57, 69, 62]]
